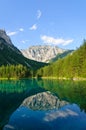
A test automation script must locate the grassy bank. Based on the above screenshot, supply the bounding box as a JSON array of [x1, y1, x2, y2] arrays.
[[36, 76, 86, 81]]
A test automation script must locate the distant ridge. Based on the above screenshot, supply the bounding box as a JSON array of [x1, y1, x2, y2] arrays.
[[0, 29, 47, 70], [21, 45, 67, 63]]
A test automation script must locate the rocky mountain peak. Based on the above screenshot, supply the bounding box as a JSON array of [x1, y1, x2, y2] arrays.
[[21, 45, 65, 63], [0, 29, 22, 54], [0, 29, 12, 45]]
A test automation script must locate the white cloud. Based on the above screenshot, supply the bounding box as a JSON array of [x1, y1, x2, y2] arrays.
[[29, 24, 37, 30], [62, 39, 74, 46], [21, 40, 26, 44], [7, 28, 24, 36], [19, 28, 24, 32], [41, 35, 73, 46], [7, 31, 18, 36], [21, 40, 29, 44], [37, 10, 42, 19]]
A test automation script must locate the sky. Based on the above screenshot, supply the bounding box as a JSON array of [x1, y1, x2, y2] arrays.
[[0, 0, 86, 50]]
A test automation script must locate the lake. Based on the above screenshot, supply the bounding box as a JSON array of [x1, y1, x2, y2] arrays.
[[0, 79, 86, 130]]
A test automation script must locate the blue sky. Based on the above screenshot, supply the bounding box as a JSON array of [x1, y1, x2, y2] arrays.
[[0, 0, 86, 50]]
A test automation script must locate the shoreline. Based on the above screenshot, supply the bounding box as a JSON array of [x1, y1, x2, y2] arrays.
[[0, 77, 86, 81], [0, 78, 19, 80], [36, 76, 86, 81]]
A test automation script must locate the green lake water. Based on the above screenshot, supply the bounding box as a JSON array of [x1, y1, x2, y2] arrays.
[[0, 79, 86, 130]]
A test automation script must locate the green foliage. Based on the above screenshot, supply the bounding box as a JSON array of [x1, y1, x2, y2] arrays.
[[50, 50, 73, 62], [37, 41, 86, 78], [0, 64, 32, 79]]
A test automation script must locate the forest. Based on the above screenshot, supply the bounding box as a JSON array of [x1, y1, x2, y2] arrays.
[[37, 41, 86, 79], [0, 64, 32, 79], [0, 41, 86, 79]]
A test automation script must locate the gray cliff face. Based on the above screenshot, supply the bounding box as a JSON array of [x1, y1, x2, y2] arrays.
[[21, 91, 68, 110], [21, 45, 65, 63], [0, 29, 12, 45], [0, 29, 21, 54]]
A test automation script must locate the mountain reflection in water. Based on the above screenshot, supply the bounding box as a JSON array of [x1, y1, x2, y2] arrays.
[[3, 91, 86, 130], [21, 91, 69, 110]]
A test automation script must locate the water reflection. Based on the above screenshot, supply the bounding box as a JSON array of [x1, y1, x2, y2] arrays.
[[3, 104, 86, 130], [1, 79, 86, 129], [37, 79, 86, 111], [0, 79, 45, 129], [0, 79, 41, 93], [21, 91, 69, 110]]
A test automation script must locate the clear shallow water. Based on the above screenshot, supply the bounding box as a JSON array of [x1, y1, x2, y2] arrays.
[[0, 79, 86, 129]]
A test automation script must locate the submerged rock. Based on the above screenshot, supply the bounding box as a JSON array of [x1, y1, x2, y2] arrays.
[[21, 91, 68, 110]]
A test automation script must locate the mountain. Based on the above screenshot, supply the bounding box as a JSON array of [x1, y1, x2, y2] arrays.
[[21, 45, 66, 63], [50, 50, 73, 62], [37, 41, 86, 78], [21, 91, 68, 110], [0, 30, 12, 45], [0, 30, 47, 70]]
